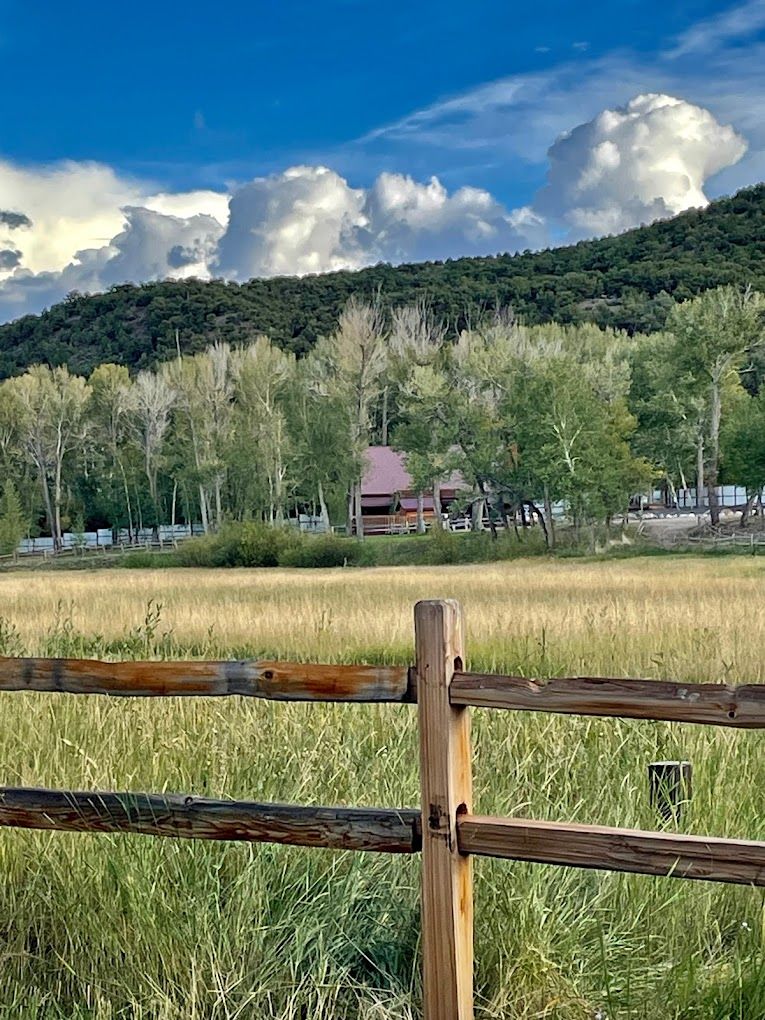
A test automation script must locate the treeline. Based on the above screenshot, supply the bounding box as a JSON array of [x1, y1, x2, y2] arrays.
[[0, 285, 763, 554], [0, 185, 763, 379]]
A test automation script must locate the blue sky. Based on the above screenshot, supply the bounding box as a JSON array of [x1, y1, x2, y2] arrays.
[[0, 0, 762, 320], [3, 0, 755, 201]]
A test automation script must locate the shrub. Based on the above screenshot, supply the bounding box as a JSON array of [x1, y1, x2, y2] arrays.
[[175, 522, 301, 568], [279, 534, 358, 568], [237, 522, 299, 567]]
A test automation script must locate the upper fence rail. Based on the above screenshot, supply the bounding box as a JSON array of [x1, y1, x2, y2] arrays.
[[3, 656, 765, 729]]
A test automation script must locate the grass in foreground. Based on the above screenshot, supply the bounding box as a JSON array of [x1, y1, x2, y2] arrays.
[[0, 558, 763, 1018]]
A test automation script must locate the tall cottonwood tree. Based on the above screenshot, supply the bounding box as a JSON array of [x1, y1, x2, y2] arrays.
[[390, 301, 449, 531], [289, 355, 357, 531], [88, 363, 136, 534], [230, 337, 295, 523], [125, 369, 175, 527], [313, 296, 388, 538], [7, 365, 90, 548], [162, 345, 238, 531], [669, 286, 764, 524]]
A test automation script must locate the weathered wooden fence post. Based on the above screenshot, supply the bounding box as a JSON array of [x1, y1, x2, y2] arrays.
[[415, 599, 474, 1020]]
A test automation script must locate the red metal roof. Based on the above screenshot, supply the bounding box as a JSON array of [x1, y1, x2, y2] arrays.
[[362, 447, 412, 495], [361, 446, 465, 497]]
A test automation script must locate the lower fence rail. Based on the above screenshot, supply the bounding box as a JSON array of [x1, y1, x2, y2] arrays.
[[457, 816, 765, 887], [2, 787, 763, 889], [0, 787, 421, 854]]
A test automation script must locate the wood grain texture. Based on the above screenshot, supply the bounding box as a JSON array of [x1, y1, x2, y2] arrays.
[[451, 673, 765, 728], [458, 816, 765, 886], [0, 657, 412, 702], [0, 787, 422, 853], [415, 600, 474, 1020]]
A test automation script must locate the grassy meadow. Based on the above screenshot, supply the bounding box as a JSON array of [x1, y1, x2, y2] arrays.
[[0, 558, 764, 1018]]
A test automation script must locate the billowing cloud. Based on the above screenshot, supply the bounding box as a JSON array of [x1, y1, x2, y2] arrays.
[[99, 206, 224, 284], [0, 249, 21, 270], [215, 165, 366, 278], [535, 93, 747, 237], [0, 159, 141, 276], [214, 166, 544, 278], [360, 173, 546, 262], [0, 206, 225, 319]]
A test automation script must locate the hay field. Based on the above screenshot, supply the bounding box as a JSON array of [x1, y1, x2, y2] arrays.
[[0, 558, 763, 1018]]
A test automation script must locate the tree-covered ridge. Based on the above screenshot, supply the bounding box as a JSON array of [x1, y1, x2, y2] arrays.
[[0, 184, 762, 379]]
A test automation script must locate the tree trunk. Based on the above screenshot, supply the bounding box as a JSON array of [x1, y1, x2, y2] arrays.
[[39, 472, 56, 550], [741, 492, 756, 528], [354, 480, 364, 540], [696, 435, 705, 513], [347, 483, 355, 536], [543, 485, 556, 551], [471, 496, 485, 532], [417, 491, 426, 534], [528, 500, 549, 548], [431, 478, 442, 530], [708, 374, 723, 527], [317, 480, 330, 533], [666, 475, 678, 511], [214, 477, 223, 530], [198, 484, 209, 533], [53, 461, 63, 551], [119, 459, 134, 540], [381, 386, 388, 446]]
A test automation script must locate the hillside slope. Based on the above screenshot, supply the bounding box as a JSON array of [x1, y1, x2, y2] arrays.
[[0, 183, 763, 377]]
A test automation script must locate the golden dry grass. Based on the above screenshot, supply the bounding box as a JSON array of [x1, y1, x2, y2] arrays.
[[1, 557, 764, 681]]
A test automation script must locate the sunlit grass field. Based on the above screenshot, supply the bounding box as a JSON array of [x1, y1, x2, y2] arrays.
[[0, 558, 764, 1018]]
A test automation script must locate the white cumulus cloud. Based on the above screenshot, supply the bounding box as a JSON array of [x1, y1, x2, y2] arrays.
[[0, 159, 140, 277], [214, 166, 544, 279], [360, 173, 546, 262], [215, 165, 366, 279], [535, 93, 747, 237]]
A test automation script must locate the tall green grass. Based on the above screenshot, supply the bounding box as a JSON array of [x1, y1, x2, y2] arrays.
[[0, 561, 763, 1018]]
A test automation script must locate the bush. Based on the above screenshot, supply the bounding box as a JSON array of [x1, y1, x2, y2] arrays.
[[279, 534, 358, 568], [175, 522, 301, 568], [424, 526, 462, 565], [153, 520, 553, 571], [238, 522, 300, 567]]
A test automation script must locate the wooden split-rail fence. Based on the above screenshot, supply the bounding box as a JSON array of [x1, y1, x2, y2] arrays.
[[1, 599, 765, 1018]]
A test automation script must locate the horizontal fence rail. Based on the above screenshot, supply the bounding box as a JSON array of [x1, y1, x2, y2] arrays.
[[5, 656, 765, 728], [2, 599, 765, 1020], [451, 672, 765, 727], [458, 816, 765, 887], [0, 657, 411, 702], [0, 787, 420, 853]]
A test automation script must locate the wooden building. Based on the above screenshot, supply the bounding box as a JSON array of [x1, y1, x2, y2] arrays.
[[357, 447, 465, 534]]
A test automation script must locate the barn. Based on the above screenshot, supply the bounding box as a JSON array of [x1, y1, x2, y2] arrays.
[[358, 446, 466, 534]]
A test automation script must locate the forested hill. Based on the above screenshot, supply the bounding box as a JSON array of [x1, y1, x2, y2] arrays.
[[0, 183, 763, 378]]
